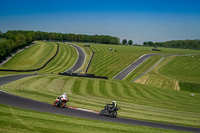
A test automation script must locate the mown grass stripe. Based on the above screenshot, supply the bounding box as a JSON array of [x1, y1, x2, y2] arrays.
[[119, 81, 135, 98], [92, 79, 101, 97], [1, 75, 200, 127], [99, 80, 108, 96], [86, 80, 94, 95], [38, 43, 77, 74], [72, 79, 82, 95]]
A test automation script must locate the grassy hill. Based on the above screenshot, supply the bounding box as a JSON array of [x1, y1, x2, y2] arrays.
[[0, 104, 181, 133], [159, 55, 200, 83], [159, 55, 200, 92], [1, 41, 200, 132], [1, 75, 199, 128], [135, 55, 200, 91], [0, 41, 57, 70], [37, 42, 78, 74], [0, 41, 79, 75], [74, 43, 200, 79]]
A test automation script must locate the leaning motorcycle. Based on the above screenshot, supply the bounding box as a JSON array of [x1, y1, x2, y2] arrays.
[[99, 104, 120, 117], [52, 98, 69, 108]]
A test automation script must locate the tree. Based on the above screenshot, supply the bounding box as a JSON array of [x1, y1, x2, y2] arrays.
[[15, 34, 26, 46], [128, 40, 133, 45], [4, 31, 15, 40], [143, 42, 147, 46], [122, 39, 127, 45], [0, 30, 3, 38], [147, 41, 154, 46], [49, 33, 56, 40], [110, 38, 118, 44], [26, 31, 36, 43]]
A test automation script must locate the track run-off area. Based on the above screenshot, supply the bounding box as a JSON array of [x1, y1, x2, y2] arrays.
[[0, 43, 200, 132]]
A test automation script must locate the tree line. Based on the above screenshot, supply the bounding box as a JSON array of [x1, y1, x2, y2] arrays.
[[0, 30, 120, 61], [143, 40, 200, 50], [122, 39, 133, 45]]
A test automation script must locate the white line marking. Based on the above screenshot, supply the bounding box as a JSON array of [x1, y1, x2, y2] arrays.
[[112, 54, 147, 79]]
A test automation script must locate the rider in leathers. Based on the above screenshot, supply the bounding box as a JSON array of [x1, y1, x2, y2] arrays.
[[57, 93, 68, 104]]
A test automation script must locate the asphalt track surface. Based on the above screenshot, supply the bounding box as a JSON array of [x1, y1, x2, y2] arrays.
[[113, 54, 156, 80], [113, 53, 198, 80], [1, 75, 200, 132], [1, 48, 200, 132], [66, 44, 85, 72]]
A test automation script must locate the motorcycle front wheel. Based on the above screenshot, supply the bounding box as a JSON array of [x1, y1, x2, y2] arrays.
[[60, 102, 66, 108], [110, 111, 117, 117]]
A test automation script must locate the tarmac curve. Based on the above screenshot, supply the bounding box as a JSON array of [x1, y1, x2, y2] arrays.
[[0, 76, 200, 132], [65, 44, 86, 72], [113, 54, 157, 80], [0, 44, 200, 132]]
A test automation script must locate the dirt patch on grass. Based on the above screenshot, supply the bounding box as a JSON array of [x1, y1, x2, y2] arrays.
[[175, 81, 180, 91], [135, 74, 150, 84]]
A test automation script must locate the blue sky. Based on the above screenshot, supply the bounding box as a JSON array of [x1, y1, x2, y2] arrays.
[[0, 0, 200, 44]]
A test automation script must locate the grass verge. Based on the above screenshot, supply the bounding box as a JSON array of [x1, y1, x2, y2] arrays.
[[0, 42, 78, 75], [179, 82, 200, 93], [0, 41, 57, 70], [1, 75, 200, 128], [0, 104, 184, 133]]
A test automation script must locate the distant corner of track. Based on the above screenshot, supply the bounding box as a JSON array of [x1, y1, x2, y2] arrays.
[[112, 54, 157, 80], [64, 43, 86, 73]]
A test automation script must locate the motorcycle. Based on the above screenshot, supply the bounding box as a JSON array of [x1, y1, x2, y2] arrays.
[[99, 104, 120, 117], [52, 97, 69, 108]]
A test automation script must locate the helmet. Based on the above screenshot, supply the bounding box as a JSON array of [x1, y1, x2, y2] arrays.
[[64, 93, 66, 95]]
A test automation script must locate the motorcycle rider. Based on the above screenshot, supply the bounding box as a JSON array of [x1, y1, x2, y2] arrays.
[[108, 100, 117, 111], [112, 100, 117, 108], [57, 93, 68, 105]]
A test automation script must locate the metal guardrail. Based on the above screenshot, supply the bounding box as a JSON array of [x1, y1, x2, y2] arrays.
[[85, 51, 94, 73]]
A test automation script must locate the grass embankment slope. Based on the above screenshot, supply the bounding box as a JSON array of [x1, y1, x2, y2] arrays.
[[0, 41, 57, 70], [0, 41, 78, 76], [37, 42, 77, 74], [135, 55, 200, 91], [1, 75, 200, 128], [159, 55, 200, 92], [1, 42, 200, 132], [0, 104, 181, 133], [75, 43, 200, 79]]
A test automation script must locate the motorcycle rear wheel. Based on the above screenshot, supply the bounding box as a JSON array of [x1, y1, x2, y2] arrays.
[[52, 102, 56, 106], [99, 110, 104, 116]]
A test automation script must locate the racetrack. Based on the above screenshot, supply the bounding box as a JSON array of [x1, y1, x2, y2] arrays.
[[0, 89, 200, 132], [1, 77, 200, 132], [113, 54, 156, 80], [1, 46, 200, 132], [66, 44, 86, 72]]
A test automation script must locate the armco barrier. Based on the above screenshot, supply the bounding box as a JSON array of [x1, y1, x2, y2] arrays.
[[85, 51, 94, 73], [58, 72, 108, 80], [0, 43, 59, 72]]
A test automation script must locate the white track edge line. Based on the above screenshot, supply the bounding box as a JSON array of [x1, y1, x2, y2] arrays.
[[112, 54, 147, 79]]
